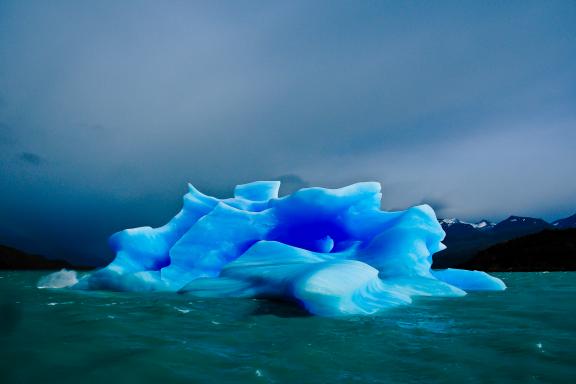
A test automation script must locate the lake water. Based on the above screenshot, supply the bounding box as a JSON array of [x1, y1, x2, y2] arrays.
[[1, 271, 575, 383]]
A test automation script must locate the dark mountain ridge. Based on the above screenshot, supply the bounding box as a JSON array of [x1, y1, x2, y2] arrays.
[[0, 244, 92, 270], [433, 212, 575, 268], [552, 213, 576, 229], [458, 229, 576, 272]]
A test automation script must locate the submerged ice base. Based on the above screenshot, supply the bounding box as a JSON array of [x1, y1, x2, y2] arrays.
[[44, 181, 505, 316]]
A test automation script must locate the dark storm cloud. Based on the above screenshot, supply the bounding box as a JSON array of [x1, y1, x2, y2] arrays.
[[418, 197, 450, 218], [18, 152, 43, 166], [0, 124, 13, 145], [277, 174, 310, 196], [0, 0, 575, 264]]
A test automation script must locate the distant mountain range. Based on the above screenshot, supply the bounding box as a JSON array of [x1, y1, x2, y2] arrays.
[[458, 229, 576, 272], [0, 244, 92, 270], [551, 213, 576, 229], [434, 212, 576, 270]]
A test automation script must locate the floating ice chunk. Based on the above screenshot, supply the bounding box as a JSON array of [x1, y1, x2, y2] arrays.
[[432, 268, 506, 291], [47, 181, 506, 316], [37, 269, 78, 289]]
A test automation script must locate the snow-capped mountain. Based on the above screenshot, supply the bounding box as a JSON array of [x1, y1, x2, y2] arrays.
[[552, 213, 576, 229], [434, 212, 575, 269], [493, 215, 551, 233], [438, 213, 576, 233], [472, 219, 493, 229], [438, 218, 494, 230]]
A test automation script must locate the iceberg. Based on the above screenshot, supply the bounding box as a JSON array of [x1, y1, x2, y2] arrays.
[[44, 181, 505, 316]]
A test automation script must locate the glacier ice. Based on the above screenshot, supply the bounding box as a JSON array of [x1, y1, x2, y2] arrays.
[[37, 268, 78, 289], [43, 181, 505, 316]]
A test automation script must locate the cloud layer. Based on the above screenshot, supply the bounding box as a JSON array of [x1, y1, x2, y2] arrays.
[[0, 1, 575, 264]]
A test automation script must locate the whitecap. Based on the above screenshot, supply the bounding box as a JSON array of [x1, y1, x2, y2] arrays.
[[46, 301, 74, 306]]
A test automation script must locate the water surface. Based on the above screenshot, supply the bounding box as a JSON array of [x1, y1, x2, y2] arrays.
[[1, 272, 575, 383]]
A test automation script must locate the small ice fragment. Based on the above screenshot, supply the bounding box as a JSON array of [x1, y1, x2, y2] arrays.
[[38, 269, 78, 289]]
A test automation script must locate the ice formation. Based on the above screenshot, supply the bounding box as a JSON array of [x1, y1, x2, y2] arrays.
[[37, 268, 78, 289], [44, 181, 505, 316]]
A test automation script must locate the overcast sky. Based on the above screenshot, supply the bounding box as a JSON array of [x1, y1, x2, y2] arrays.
[[0, 1, 575, 264]]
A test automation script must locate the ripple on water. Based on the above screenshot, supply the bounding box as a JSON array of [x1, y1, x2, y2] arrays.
[[0, 271, 575, 383]]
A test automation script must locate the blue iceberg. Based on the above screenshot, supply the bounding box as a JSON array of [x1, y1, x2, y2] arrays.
[[51, 181, 505, 316]]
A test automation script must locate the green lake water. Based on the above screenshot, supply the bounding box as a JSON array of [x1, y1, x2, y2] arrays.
[[1, 271, 575, 383]]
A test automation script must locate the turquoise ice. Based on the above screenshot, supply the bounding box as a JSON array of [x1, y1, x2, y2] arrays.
[[60, 181, 505, 316]]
